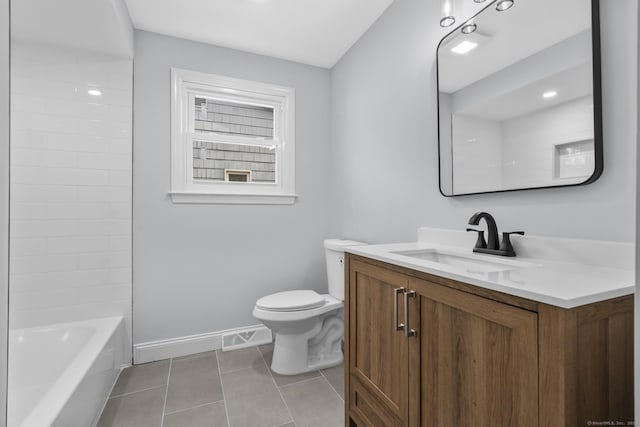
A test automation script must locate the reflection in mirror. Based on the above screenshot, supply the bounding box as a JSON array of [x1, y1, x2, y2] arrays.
[[438, 0, 601, 196]]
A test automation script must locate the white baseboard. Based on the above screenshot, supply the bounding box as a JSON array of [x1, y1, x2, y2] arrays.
[[133, 324, 269, 364]]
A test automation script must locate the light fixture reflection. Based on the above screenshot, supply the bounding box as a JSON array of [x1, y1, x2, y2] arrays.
[[542, 91, 557, 99], [473, 0, 487, 2], [496, 0, 514, 11], [461, 22, 477, 34], [88, 89, 102, 96]]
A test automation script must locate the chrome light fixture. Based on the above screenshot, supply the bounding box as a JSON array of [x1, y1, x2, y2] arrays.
[[440, 0, 456, 27], [440, 15, 456, 27], [441, 0, 514, 29], [496, 0, 514, 11]]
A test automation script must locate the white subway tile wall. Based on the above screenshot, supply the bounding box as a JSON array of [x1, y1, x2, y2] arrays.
[[451, 96, 594, 194], [9, 43, 133, 357]]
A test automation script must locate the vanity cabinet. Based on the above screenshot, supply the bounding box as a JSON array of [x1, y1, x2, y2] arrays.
[[344, 254, 634, 427]]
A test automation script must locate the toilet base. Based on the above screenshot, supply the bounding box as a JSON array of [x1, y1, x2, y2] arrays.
[[270, 311, 343, 375], [271, 345, 343, 375], [307, 352, 343, 372]]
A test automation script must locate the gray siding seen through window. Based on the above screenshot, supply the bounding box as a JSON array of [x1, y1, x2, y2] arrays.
[[194, 97, 274, 139], [192, 97, 276, 183], [192, 141, 276, 183]]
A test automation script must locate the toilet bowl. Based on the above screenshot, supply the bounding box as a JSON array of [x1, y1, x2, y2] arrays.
[[252, 239, 366, 375]]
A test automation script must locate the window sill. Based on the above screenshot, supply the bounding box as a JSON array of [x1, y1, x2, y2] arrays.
[[168, 192, 297, 205]]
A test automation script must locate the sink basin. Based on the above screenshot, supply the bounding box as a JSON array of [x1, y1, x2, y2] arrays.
[[390, 249, 523, 275]]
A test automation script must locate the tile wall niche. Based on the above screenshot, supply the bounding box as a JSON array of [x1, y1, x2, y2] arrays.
[[9, 42, 132, 355]]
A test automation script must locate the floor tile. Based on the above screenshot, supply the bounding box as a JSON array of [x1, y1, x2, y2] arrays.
[[174, 350, 216, 361], [280, 377, 344, 427], [163, 401, 228, 427], [165, 352, 224, 414], [97, 387, 165, 427], [110, 360, 170, 396], [257, 343, 273, 361], [218, 346, 264, 373], [259, 343, 321, 387], [222, 363, 292, 427], [320, 364, 344, 399]]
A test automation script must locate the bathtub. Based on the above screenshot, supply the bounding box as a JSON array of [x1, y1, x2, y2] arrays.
[[8, 316, 127, 427]]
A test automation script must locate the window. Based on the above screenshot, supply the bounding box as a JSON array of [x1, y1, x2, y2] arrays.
[[170, 68, 296, 204]]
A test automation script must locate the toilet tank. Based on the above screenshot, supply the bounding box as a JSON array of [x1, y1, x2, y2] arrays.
[[324, 239, 367, 301]]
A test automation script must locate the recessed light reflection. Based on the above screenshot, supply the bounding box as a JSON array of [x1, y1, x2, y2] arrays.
[[451, 40, 478, 55], [542, 91, 557, 99], [88, 89, 102, 96]]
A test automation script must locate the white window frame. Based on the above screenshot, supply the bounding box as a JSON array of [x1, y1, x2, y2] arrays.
[[170, 68, 296, 204]]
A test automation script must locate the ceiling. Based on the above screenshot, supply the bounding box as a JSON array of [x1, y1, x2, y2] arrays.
[[11, 0, 134, 59], [124, 0, 395, 68], [457, 62, 593, 121]]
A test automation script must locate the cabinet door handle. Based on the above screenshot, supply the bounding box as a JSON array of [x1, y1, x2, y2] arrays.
[[393, 287, 405, 331], [404, 290, 416, 338]]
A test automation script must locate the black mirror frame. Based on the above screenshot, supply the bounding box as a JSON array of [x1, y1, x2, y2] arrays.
[[436, 0, 603, 197]]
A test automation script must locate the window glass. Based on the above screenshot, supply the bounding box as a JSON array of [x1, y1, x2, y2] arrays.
[[192, 140, 276, 183], [193, 97, 274, 140]]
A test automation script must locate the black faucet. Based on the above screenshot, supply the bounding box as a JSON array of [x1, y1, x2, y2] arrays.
[[466, 212, 524, 257]]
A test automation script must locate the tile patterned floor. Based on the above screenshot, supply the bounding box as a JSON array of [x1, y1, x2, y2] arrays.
[[97, 343, 344, 427]]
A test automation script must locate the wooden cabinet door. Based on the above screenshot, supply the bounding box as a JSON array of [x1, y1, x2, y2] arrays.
[[409, 278, 539, 427], [347, 259, 411, 427]]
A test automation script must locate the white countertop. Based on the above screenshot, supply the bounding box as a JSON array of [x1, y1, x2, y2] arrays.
[[346, 231, 635, 309]]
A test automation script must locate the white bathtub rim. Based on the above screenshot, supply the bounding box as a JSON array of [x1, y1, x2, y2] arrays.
[[13, 316, 123, 427]]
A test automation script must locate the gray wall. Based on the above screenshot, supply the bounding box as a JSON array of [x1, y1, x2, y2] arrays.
[[330, 0, 637, 243], [636, 0, 639, 418], [133, 31, 332, 344], [0, 0, 7, 423]]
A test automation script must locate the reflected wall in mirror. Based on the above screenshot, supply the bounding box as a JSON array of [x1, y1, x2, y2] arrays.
[[437, 0, 602, 196]]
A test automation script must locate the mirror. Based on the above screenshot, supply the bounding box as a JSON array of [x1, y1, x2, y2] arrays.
[[437, 0, 601, 196]]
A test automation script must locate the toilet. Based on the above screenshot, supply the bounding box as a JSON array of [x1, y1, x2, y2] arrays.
[[253, 239, 366, 375]]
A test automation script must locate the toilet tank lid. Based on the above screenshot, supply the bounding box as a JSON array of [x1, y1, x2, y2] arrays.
[[324, 239, 367, 251], [256, 290, 325, 312]]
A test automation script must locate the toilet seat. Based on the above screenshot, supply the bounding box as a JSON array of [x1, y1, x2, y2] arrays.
[[255, 290, 325, 312], [253, 294, 342, 323]]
